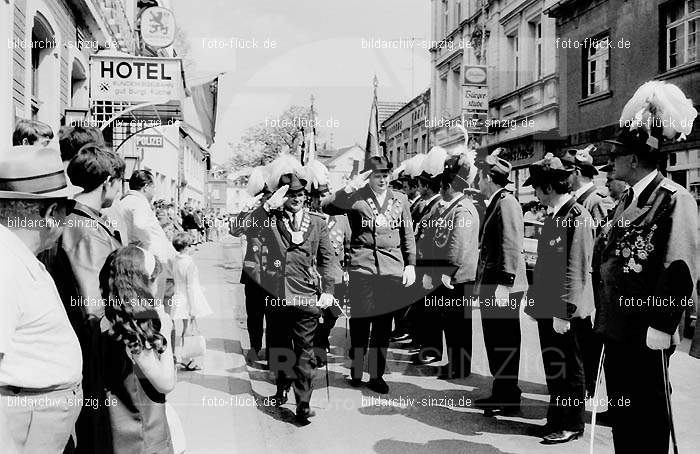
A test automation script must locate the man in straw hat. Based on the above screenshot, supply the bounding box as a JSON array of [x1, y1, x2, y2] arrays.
[[473, 148, 529, 416], [0, 147, 84, 452], [323, 156, 416, 394], [245, 171, 335, 425], [523, 153, 595, 444], [594, 123, 698, 452]]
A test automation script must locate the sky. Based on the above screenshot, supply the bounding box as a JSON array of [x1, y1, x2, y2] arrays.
[[173, 0, 432, 164]]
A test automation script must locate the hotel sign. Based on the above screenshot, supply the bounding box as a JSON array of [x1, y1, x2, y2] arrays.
[[90, 54, 183, 103]]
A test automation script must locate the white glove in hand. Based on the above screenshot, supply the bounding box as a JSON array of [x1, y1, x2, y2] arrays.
[[494, 285, 510, 308], [265, 185, 289, 210], [553, 317, 571, 334], [441, 274, 454, 289], [646, 327, 671, 350], [402, 265, 416, 287], [317, 293, 334, 309], [344, 170, 372, 193], [422, 273, 434, 290]]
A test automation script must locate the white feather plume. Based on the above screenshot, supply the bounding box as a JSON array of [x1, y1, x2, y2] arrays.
[[266, 153, 305, 191], [246, 165, 268, 196], [421, 146, 448, 177], [405, 154, 426, 178], [620, 81, 697, 141], [448, 124, 479, 186], [391, 161, 407, 180], [304, 159, 329, 190]]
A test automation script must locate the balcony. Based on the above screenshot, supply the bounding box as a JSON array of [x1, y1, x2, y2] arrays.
[[489, 73, 558, 127]]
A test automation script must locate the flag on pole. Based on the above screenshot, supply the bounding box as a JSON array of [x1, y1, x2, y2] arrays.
[[364, 75, 381, 168]]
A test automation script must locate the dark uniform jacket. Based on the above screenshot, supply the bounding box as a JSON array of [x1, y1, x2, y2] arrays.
[[526, 197, 595, 320], [231, 205, 265, 285], [421, 195, 480, 284], [247, 206, 334, 306], [593, 173, 698, 344], [414, 194, 443, 273], [475, 189, 529, 294], [323, 186, 416, 278]]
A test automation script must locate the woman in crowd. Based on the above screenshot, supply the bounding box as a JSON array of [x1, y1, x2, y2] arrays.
[[99, 245, 176, 454]]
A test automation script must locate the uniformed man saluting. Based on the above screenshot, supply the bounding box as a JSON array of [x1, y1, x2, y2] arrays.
[[474, 149, 528, 416], [594, 124, 698, 453], [524, 154, 595, 445], [245, 172, 335, 425], [323, 156, 416, 394]]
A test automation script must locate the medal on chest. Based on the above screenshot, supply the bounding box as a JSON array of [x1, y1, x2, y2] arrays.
[[283, 212, 310, 245]]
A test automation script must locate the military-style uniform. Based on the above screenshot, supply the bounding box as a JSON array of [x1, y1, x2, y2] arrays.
[[324, 184, 416, 381], [313, 213, 351, 354], [410, 193, 443, 358], [231, 205, 270, 355], [526, 194, 595, 437], [593, 170, 698, 453], [475, 187, 528, 404], [421, 194, 480, 376], [246, 203, 334, 406]]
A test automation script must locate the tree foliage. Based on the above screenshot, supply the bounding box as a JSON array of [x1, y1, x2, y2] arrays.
[[226, 105, 313, 169]]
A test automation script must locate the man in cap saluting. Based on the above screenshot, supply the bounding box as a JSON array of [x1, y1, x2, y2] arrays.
[[245, 172, 335, 425], [474, 149, 528, 416], [323, 156, 416, 394]]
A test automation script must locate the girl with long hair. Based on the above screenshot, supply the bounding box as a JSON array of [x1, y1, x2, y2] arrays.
[[99, 245, 176, 454]]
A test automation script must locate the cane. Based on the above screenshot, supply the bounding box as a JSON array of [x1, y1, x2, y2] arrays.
[[589, 345, 606, 454], [325, 360, 331, 404], [661, 351, 679, 454]]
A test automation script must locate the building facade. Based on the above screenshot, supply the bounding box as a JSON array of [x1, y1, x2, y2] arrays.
[[429, 0, 564, 200], [546, 0, 700, 202], [381, 89, 431, 167]]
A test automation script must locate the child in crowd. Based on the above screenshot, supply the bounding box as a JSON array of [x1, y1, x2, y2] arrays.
[[99, 245, 176, 454], [171, 232, 212, 370], [12, 119, 54, 146]]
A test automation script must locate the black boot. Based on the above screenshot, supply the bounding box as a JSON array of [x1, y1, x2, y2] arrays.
[[295, 402, 316, 425], [265, 388, 288, 406]]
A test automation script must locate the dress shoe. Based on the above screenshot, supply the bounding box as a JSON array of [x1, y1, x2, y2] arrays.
[[541, 429, 583, 444], [295, 404, 316, 425], [264, 389, 288, 406], [475, 396, 520, 416], [389, 333, 411, 342], [367, 378, 390, 394], [412, 354, 440, 365], [349, 377, 363, 387], [245, 348, 260, 364]]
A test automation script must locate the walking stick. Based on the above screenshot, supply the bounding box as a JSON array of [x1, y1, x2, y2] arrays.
[[589, 345, 606, 454], [661, 351, 679, 454], [325, 360, 331, 404]]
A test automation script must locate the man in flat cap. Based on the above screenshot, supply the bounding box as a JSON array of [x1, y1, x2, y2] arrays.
[[594, 126, 698, 452], [524, 153, 595, 444], [323, 156, 416, 394], [245, 173, 335, 424], [474, 149, 528, 416]]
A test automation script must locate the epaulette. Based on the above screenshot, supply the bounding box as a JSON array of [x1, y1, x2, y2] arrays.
[[659, 179, 678, 194]]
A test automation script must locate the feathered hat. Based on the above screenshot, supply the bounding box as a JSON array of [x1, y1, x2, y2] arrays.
[[246, 165, 269, 196], [610, 81, 697, 151], [524, 153, 573, 186], [418, 146, 448, 183], [304, 158, 330, 194], [443, 124, 479, 190], [392, 154, 425, 181], [266, 153, 307, 192]]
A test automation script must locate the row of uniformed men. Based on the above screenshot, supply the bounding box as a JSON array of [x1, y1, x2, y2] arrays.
[[231, 119, 696, 448]]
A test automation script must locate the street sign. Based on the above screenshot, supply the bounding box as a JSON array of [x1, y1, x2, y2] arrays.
[[89, 54, 183, 103], [135, 134, 164, 148], [140, 7, 175, 48]]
